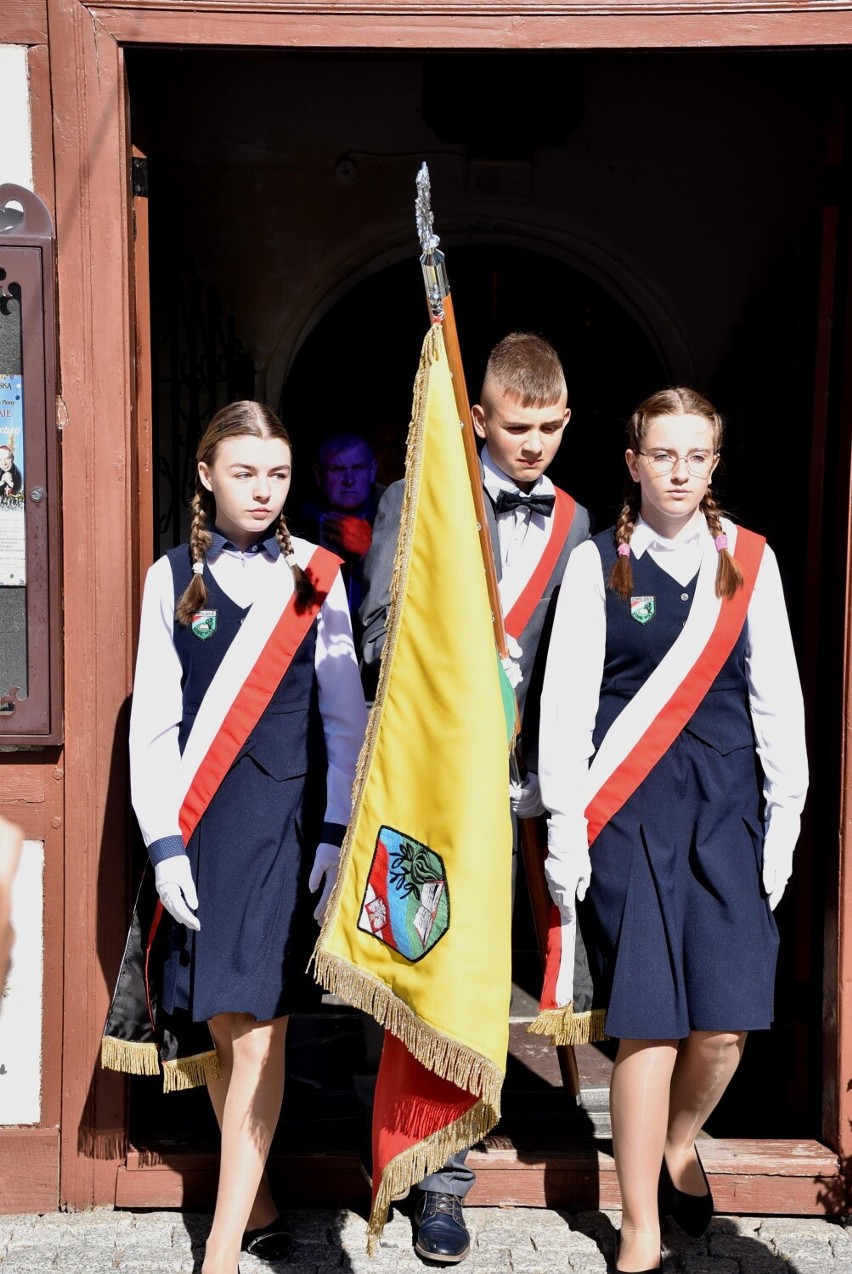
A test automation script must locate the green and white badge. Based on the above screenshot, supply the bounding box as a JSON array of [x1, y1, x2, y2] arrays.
[[630, 595, 655, 625], [191, 610, 217, 640]]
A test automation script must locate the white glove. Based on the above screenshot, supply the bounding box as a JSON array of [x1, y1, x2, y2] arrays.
[[154, 854, 200, 931], [500, 635, 524, 690], [510, 771, 546, 819], [542, 820, 591, 917], [762, 819, 797, 911], [309, 841, 340, 923]]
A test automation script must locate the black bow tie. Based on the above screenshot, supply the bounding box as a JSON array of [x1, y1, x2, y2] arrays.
[[494, 489, 555, 518]]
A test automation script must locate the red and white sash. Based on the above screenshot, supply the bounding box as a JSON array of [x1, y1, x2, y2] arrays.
[[177, 544, 339, 843], [537, 521, 765, 1021], [504, 489, 576, 641]]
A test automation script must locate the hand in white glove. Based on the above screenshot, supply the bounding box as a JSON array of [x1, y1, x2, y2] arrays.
[[509, 771, 546, 819], [542, 821, 591, 917], [154, 854, 200, 931], [309, 841, 340, 923], [762, 823, 797, 911], [500, 635, 524, 690]]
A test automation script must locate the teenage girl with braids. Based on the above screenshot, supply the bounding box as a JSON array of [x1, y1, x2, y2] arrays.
[[537, 388, 807, 1273], [129, 401, 366, 1274]]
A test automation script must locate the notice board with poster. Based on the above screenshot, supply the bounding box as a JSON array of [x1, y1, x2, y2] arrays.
[[0, 186, 60, 744]]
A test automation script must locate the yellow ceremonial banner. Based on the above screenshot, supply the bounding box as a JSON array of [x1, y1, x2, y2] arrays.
[[315, 322, 512, 1241]]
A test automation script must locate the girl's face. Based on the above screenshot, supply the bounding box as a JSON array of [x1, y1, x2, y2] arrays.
[[198, 434, 292, 550], [626, 412, 719, 537]]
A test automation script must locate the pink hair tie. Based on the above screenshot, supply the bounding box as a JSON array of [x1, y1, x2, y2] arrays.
[[617, 543, 630, 557], [714, 533, 728, 552]]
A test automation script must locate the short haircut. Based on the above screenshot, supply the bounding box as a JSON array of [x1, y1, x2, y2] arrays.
[[482, 333, 567, 408], [317, 433, 374, 466]]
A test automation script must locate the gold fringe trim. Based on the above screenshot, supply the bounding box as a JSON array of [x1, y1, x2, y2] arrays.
[[366, 1096, 496, 1255], [162, 1049, 222, 1093], [100, 1035, 160, 1077], [314, 330, 504, 1250], [314, 324, 443, 953], [315, 950, 504, 1113], [527, 1006, 608, 1047]]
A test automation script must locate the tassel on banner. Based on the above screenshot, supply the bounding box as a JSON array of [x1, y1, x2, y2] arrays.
[[100, 1035, 160, 1077], [314, 950, 503, 1110], [527, 1006, 608, 1047], [162, 1049, 222, 1093]]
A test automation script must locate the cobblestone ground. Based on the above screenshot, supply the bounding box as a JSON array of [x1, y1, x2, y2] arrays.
[[1, 1208, 851, 1273]]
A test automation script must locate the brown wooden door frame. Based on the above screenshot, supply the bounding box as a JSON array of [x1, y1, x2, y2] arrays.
[[48, 0, 852, 1209]]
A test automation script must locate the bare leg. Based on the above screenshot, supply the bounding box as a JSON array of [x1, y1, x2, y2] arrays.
[[665, 1029, 746, 1193], [202, 1012, 288, 1274], [206, 1015, 279, 1232], [610, 1039, 677, 1272]]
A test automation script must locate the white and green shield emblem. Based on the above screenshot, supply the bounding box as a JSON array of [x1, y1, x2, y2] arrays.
[[630, 595, 655, 625], [191, 609, 217, 640]]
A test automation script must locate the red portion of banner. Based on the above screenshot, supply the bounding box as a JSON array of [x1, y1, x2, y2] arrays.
[[372, 1033, 478, 1207], [178, 548, 340, 845], [504, 489, 576, 641]]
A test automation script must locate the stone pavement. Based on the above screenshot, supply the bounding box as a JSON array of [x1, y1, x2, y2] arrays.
[[1, 1206, 851, 1273]]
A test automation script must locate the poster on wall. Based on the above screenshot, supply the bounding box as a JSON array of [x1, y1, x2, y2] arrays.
[[0, 372, 25, 587]]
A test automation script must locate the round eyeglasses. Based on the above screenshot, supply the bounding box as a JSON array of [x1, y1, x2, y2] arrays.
[[637, 450, 717, 477]]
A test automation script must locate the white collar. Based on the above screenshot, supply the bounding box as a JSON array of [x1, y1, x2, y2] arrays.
[[481, 445, 554, 502], [630, 511, 708, 559]]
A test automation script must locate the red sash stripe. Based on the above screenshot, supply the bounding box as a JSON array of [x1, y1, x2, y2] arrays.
[[538, 526, 765, 1014], [504, 489, 576, 641], [584, 529, 765, 844], [178, 548, 340, 845]]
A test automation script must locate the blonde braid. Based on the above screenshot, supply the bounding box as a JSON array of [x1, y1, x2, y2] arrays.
[[276, 510, 316, 612], [175, 492, 214, 625], [701, 489, 744, 600], [607, 490, 640, 599]]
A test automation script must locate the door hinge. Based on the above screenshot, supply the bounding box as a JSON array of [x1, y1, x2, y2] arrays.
[[132, 156, 149, 199]]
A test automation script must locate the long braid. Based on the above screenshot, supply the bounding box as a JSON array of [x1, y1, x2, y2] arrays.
[[607, 488, 640, 599], [175, 491, 214, 625], [701, 488, 744, 600], [276, 509, 317, 612]]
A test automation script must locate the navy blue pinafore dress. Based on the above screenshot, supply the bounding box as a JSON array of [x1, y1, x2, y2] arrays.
[[159, 548, 326, 1023], [578, 531, 779, 1039]]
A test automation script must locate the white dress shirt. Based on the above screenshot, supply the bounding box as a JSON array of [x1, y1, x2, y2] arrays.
[[129, 534, 367, 858], [538, 511, 808, 862], [481, 446, 557, 615]]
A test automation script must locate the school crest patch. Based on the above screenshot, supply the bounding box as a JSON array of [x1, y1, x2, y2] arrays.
[[630, 595, 655, 625], [191, 610, 217, 640], [358, 825, 450, 962]]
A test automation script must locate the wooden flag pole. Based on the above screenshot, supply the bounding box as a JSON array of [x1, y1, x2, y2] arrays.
[[415, 165, 580, 1101]]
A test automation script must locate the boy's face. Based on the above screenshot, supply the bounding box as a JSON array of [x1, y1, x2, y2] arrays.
[[472, 382, 569, 492]]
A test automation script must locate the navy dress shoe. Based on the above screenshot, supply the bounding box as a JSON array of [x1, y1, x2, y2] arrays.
[[413, 1190, 471, 1264], [658, 1147, 714, 1237], [240, 1213, 294, 1260]]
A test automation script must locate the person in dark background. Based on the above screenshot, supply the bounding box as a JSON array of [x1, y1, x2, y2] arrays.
[[300, 433, 383, 643]]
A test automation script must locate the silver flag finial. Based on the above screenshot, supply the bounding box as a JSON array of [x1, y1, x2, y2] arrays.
[[415, 162, 440, 256]]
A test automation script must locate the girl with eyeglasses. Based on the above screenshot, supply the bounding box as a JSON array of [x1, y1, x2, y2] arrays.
[[536, 387, 808, 1273]]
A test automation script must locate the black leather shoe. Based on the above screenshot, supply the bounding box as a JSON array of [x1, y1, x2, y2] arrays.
[[413, 1191, 471, 1264], [240, 1213, 294, 1261], [658, 1147, 714, 1237]]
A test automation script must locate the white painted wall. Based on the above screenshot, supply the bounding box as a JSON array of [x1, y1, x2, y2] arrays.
[[0, 839, 43, 1125], [0, 45, 32, 192]]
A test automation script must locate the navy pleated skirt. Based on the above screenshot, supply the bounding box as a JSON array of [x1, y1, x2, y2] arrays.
[[579, 729, 779, 1039], [160, 751, 321, 1024]]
